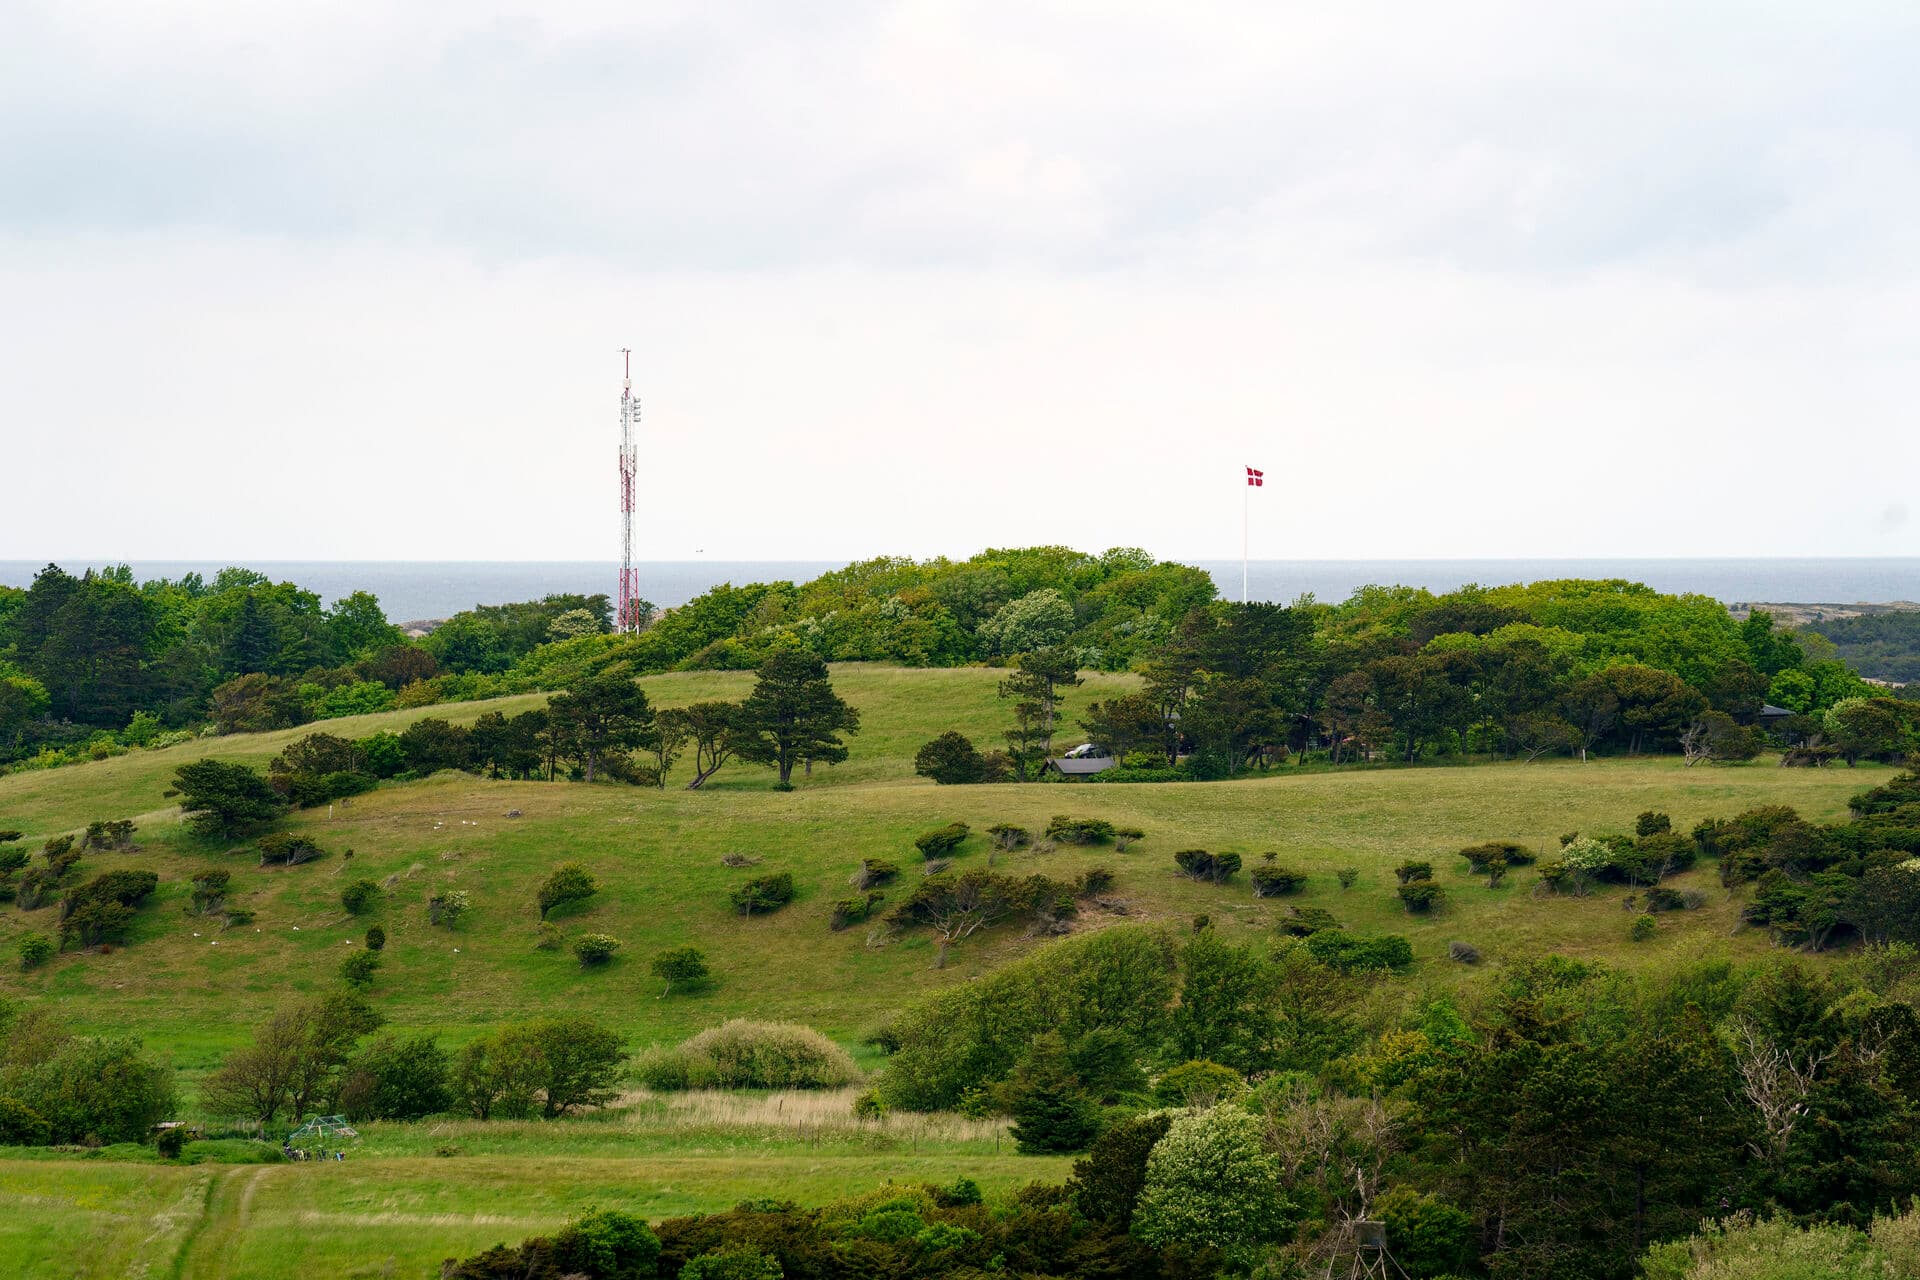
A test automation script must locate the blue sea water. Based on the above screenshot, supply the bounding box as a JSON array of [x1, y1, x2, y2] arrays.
[[2, 559, 1916, 623]]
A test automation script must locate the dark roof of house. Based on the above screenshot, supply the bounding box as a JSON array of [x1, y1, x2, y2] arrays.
[[1049, 755, 1118, 775]]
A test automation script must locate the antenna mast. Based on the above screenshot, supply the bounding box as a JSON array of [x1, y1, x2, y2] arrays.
[[616, 350, 641, 634]]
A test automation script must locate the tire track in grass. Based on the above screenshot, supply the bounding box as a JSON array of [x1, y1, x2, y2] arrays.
[[169, 1166, 275, 1280]]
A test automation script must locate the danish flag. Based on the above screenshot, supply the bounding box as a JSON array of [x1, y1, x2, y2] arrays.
[[1246, 467, 1264, 487]]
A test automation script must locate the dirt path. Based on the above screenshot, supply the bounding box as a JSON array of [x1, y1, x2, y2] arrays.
[[166, 1166, 277, 1280]]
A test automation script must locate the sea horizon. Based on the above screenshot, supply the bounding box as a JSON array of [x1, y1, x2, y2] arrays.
[[4, 557, 1916, 623]]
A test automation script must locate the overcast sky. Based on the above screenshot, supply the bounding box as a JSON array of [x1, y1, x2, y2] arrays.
[[3, 1, 1917, 562]]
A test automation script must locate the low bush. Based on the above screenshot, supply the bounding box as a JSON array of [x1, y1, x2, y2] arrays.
[[1336, 867, 1360, 889], [1306, 930, 1415, 972], [1045, 816, 1115, 845], [1250, 865, 1308, 897], [155, 1125, 187, 1159], [257, 833, 326, 867], [1460, 840, 1535, 869], [188, 871, 230, 916], [340, 878, 381, 915], [1173, 849, 1241, 884], [1448, 940, 1481, 964], [340, 950, 382, 987], [634, 1020, 861, 1090], [851, 859, 899, 890], [573, 933, 622, 967], [1398, 881, 1445, 914], [830, 893, 886, 930], [986, 825, 1031, 852], [533, 922, 563, 951], [427, 891, 469, 927], [17, 933, 54, 970], [536, 863, 598, 919], [914, 731, 992, 785], [81, 820, 137, 852], [1077, 866, 1116, 897], [1114, 827, 1145, 851], [1631, 914, 1657, 942], [1278, 906, 1340, 936], [1394, 860, 1433, 884], [914, 822, 969, 859], [1637, 810, 1673, 836], [730, 873, 796, 916], [650, 945, 710, 996], [364, 925, 386, 951]]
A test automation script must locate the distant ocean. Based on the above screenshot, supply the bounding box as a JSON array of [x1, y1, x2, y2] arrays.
[[2, 559, 1916, 623]]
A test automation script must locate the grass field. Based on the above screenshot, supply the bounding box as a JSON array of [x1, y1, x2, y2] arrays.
[[0, 663, 1898, 1277]]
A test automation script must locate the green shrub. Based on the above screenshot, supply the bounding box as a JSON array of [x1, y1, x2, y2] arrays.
[[1459, 840, 1535, 869], [1045, 816, 1115, 845], [427, 891, 469, 927], [1379, 1187, 1477, 1278], [340, 878, 381, 915], [1630, 914, 1657, 942], [650, 946, 711, 996], [537, 863, 598, 919], [1398, 881, 1445, 914], [223, 909, 255, 928], [364, 925, 386, 951], [987, 824, 1031, 851], [635, 1020, 860, 1091], [1305, 930, 1415, 973], [1279, 906, 1340, 936], [729, 872, 796, 916], [914, 731, 991, 785], [1133, 1107, 1292, 1263], [17, 934, 54, 970], [851, 859, 899, 890], [1077, 866, 1117, 897], [1007, 1032, 1101, 1154], [1153, 1058, 1245, 1105], [679, 1244, 782, 1280], [1250, 865, 1308, 897], [573, 933, 623, 967], [534, 922, 563, 951], [1069, 1112, 1175, 1230], [1113, 827, 1145, 851], [551, 1208, 662, 1280], [340, 950, 382, 987], [1394, 859, 1433, 884], [829, 894, 885, 930], [155, 1124, 188, 1159], [1637, 810, 1673, 837], [188, 871, 230, 916], [340, 1033, 453, 1121], [1336, 867, 1360, 889], [913, 822, 969, 859], [1173, 849, 1241, 883], [257, 833, 325, 867]]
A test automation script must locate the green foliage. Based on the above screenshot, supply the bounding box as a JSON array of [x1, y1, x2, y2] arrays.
[[913, 732, 991, 784], [1394, 859, 1433, 884], [1398, 881, 1445, 914], [731, 650, 861, 787], [257, 832, 326, 866], [1336, 866, 1360, 889], [650, 946, 711, 996], [1006, 1032, 1102, 1154], [1631, 914, 1658, 942], [1133, 1106, 1293, 1262], [1459, 840, 1535, 869], [635, 1020, 859, 1091], [1173, 848, 1241, 883], [1153, 1059, 1245, 1106], [339, 949, 382, 987], [729, 872, 796, 916], [678, 1244, 782, 1280], [1250, 864, 1308, 897], [1377, 1187, 1476, 1279], [428, 890, 470, 927], [537, 862, 599, 919], [364, 924, 385, 951], [1305, 930, 1414, 973], [1046, 815, 1116, 845], [986, 824, 1031, 851], [1171, 931, 1278, 1072], [572, 933, 622, 967], [168, 758, 286, 837], [155, 1123, 187, 1158], [16, 933, 53, 970], [912, 822, 969, 859], [1069, 1111, 1174, 1229], [340, 1033, 453, 1121], [340, 877, 381, 915], [879, 925, 1178, 1110]]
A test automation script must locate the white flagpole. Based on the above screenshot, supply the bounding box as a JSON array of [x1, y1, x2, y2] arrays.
[[1242, 471, 1249, 604]]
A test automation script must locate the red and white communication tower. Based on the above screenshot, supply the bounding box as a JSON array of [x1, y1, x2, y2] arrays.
[[616, 349, 642, 633]]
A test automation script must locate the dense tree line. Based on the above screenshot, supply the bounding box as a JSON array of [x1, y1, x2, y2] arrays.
[[1800, 609, 1920, 685], [920, 586, 1912, 777]]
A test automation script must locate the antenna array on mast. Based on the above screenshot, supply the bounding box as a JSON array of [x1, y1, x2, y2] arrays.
[[616, 350, 641, 634]]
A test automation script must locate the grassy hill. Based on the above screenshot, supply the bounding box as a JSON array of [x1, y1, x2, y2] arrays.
[[0, 662, 1899, 1278]]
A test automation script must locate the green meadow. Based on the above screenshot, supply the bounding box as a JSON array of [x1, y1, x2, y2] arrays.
[[0, 663, 1897, 1277]]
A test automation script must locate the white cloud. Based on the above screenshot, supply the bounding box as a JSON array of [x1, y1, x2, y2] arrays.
[[1, 1, 1916, 560]]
